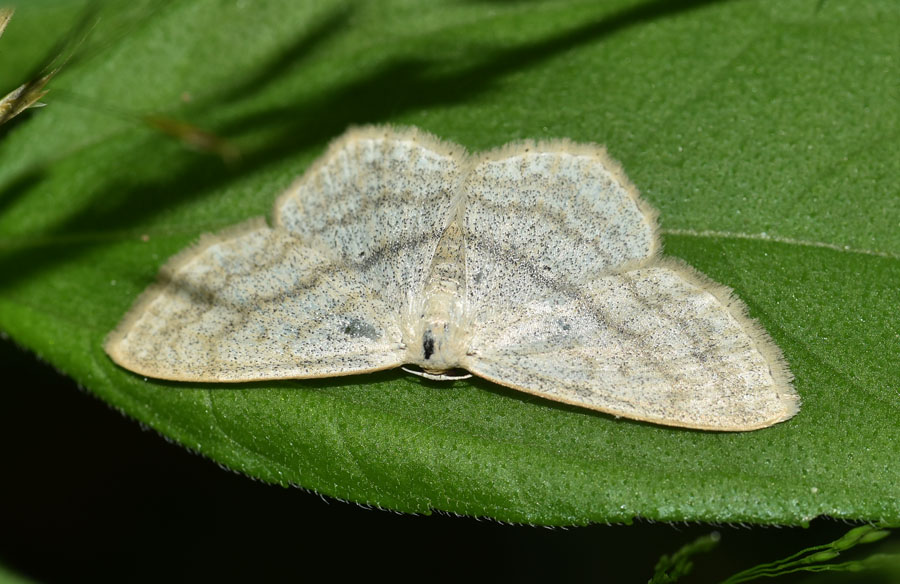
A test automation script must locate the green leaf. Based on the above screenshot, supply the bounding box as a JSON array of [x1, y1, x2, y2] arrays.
[[1, 0, 897, 525]]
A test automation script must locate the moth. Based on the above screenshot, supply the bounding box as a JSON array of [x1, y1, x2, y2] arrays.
[[106, 126, 799, 430]]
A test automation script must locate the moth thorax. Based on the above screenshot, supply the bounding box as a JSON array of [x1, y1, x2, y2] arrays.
[[414, 303, 467, 371], [410, 220, 467, 370]]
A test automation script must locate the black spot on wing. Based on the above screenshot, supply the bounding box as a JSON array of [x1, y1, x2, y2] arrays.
[[423, 329, 435, 360], [343, 317, 380, 340]]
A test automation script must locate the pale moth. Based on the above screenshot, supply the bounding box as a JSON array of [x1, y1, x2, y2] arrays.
[[106, 126, 799, 431]]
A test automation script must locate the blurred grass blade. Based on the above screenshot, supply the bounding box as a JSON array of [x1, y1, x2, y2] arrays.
[[142, 114, 241, 163], [0, 7, 13, 38], [0, 3, 97, 126]]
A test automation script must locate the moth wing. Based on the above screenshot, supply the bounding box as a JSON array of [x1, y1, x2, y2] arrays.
[[108, 126, 469, 381], [275, 125, 467, 308], [461, 261, 798, 430], [461, 141, 659, 292], [459, 142, 796, 429], [105, 221, 406, 382]]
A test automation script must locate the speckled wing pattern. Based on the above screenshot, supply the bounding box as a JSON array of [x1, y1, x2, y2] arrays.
[[105, 127, 465, 381], [106, 126, 798, 430], [458, 146, 798, 430]]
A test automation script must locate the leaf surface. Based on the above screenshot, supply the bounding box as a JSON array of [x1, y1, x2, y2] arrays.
[[1, 0, 897, 525]]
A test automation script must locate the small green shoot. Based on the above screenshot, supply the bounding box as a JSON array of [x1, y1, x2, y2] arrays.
[[649, 531, 721, 583], [649, 524, 898, 583], [721, 523, 896, 583]]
